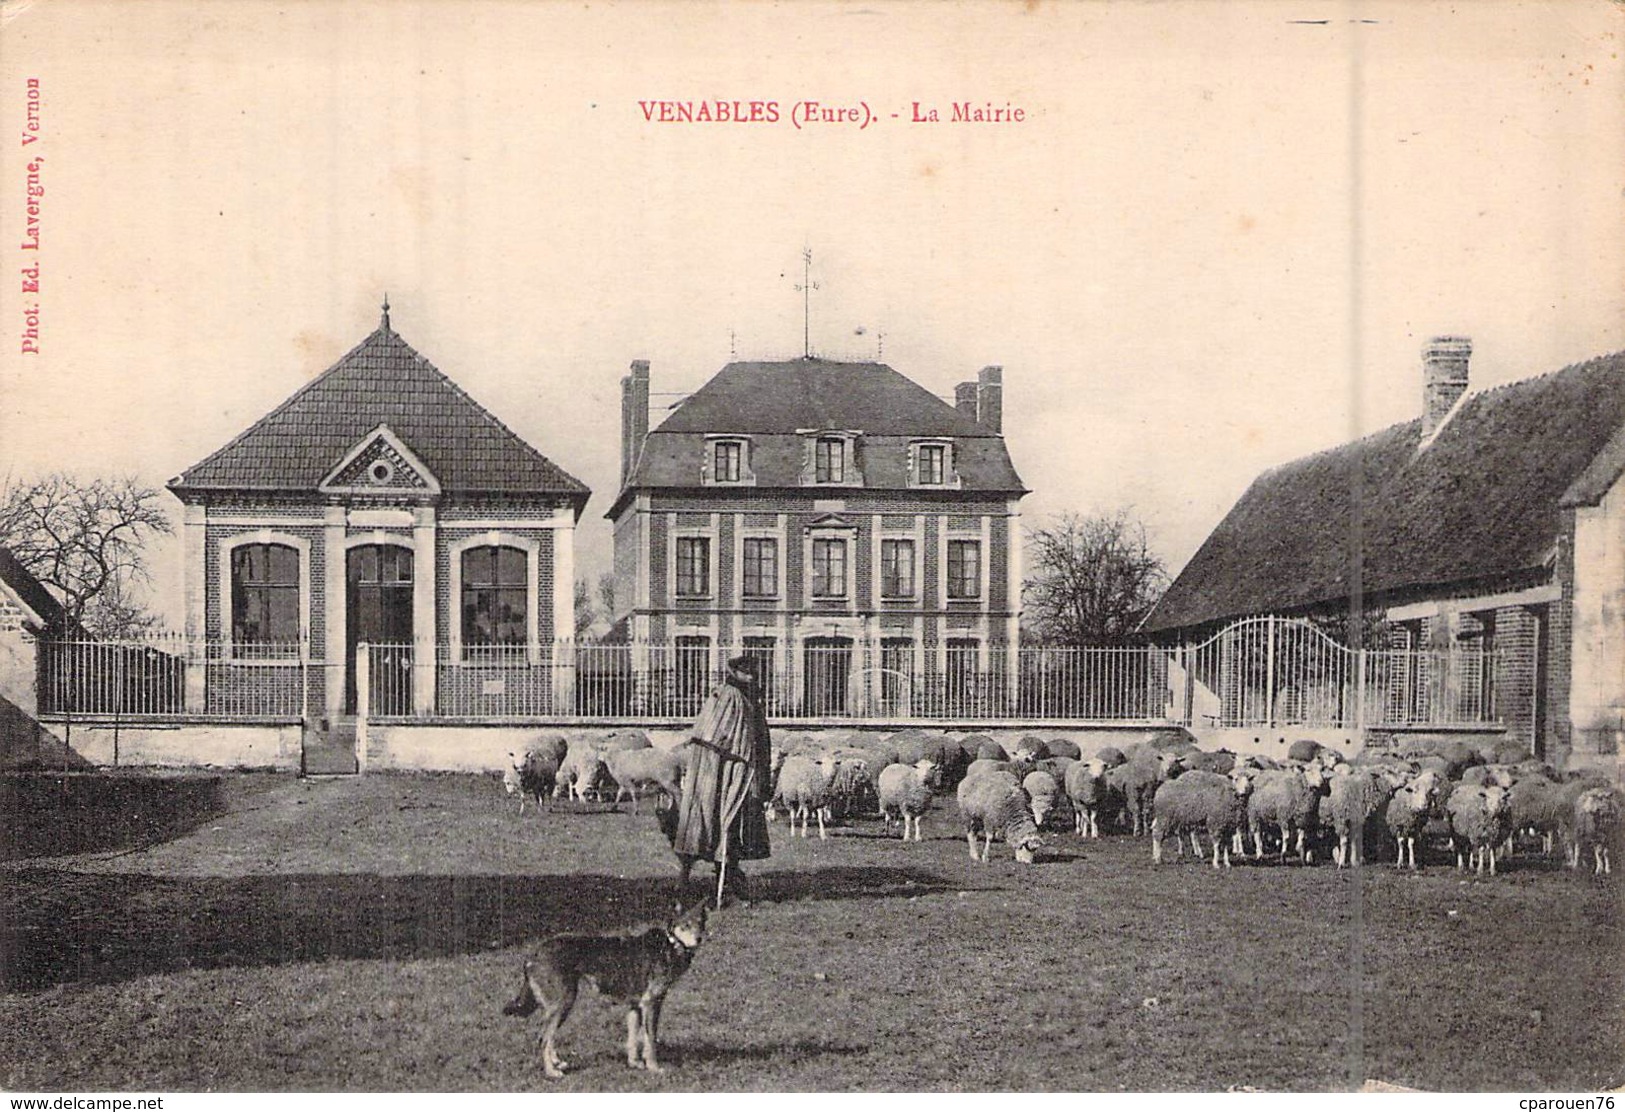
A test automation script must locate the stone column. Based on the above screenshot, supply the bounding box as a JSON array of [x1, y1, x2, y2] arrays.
[[413, 505, 437, 717], [323, 505, 346, 722], [182, 503, 207, 713]]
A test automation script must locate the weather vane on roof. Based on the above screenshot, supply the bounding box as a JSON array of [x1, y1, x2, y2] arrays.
[[381, 293, 391, 332], [794, 247, 819, 358]]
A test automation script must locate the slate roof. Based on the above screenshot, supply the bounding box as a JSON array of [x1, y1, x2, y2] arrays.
[[0, 545, 70, 632], [170, 324, 590, 506], [616, 358, 1025, 509], [1143, 350, 1625, 634]]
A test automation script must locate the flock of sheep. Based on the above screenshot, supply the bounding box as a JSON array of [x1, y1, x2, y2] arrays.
[[503, 728, 1623, 876]]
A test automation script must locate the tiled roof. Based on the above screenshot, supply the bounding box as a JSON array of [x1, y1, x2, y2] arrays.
[[0, 545, 69, 631], [621, 358, 1025, 500], [170, 325, 590, 502], [656, 358, 994, 436], [1143, 350, 1625, 634]]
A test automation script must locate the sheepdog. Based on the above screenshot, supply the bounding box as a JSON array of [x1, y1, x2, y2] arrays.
[[503, 902, 709, 1077]]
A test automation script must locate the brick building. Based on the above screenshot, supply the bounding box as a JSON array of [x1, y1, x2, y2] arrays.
[[1142, 338, 1625, 762], [606, 355, 1027, 717], [168, 305, 589, 765]]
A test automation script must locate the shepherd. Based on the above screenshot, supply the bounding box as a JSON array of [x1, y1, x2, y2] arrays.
[[669, 654, 772, 904]]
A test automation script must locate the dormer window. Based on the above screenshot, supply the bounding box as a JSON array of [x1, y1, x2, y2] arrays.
[[815, 438, 845, 483], [918, 444, 945, 484], [715, 440, 742, 482], [799, 430, 863, 487], [703, 436, 754, 485], [908, 439, 959, 488]]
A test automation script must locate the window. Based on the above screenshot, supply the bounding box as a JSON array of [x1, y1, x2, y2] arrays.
[[742, 537, 777, 598], [714, 440, 742, 483], [881, 538, 915, 598], [231, 543, 300, 647], [815, 437, 845, 483], [917, 444, 946, 485], [947, 539, 981, 599], [676, 537, 710, 597], [462, 545, 527, 647], [811, 537, 847, 598]]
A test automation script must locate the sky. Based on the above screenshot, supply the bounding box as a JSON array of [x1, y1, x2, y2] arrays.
[[2, 0, 1622, 630]]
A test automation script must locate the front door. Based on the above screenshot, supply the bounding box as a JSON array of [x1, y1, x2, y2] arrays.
[[346, 544, 414, 715]]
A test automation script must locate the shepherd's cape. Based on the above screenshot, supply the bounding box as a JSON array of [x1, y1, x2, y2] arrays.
[[670, 678, 771, 862]]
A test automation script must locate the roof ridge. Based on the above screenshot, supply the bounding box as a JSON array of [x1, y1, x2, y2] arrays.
[[172, 326, 394, 487]]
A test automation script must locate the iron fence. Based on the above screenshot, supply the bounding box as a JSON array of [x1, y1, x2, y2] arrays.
[[36, 618, 1500, 730]]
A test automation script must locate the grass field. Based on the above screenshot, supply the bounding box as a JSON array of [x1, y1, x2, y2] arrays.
[[2, 770, 1622, 1092]]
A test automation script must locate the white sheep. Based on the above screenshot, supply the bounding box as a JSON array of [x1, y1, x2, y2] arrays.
[[506, 746, 561, 815], [1446, 783, 1513, 875], [778, 753, 839, 839], [876, 759, 937, 841], [1324, 769, 1396, 868], [1022, 768, 1063, 830], [1573, 786, 1622, 875], [556, 737, 608, 804], [1064, 758, 1109, 838], [1383, 769, 1446, 869], [601, 746, 683, 814], [956, 770, 1043, 863], [1150, 769, 1253, 868], [1246, 764, 1325, 863]]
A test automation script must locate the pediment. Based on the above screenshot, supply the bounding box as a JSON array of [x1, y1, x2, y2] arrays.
[[805, 512, 858, 530], [319, 425, 441, 495]]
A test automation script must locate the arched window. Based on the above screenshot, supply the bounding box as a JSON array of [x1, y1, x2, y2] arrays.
[[462, 545, 528, 649], [231, 543, 301, 648]]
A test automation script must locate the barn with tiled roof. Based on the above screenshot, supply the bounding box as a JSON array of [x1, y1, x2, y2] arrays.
[[167, 304, 590, 766], [1144, 338, 1625, 762]]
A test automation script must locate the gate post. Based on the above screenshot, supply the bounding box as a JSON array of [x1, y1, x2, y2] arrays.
[[355, 641, 370, 773], [1356, 648, 1368, 734], [1265, 616, 1278, 729]]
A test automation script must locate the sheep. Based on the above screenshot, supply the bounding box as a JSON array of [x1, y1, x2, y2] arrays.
[[956, 770, 1043, 863], [825, 756, 879, 822], [1046, 738, 1082, 760], [506, 745, 562, 814], [966, 757, 1015, 781], [777, 753, 839, 839], [1023, 769, 1063, 830], [1247, 764, 1326, 863], [598, 729, 653, 754], [557, 738, 609, 803], [1287, 739, 1326, 765], [1383, 769, 1447, 869], [967, 736, 1008, 762], [1108, 750, 1183, 836], [1459, 764, 1516, 789], [1150, 769, 1254, 868], [1323, 769, 1397, 868], [1507, 774, 1573, 858], [877, 759, 937, 841], [1447, 783, 1513, 875], [527, 733, 570, 767], [1183, 749, 1237, 775], [1093, 746, 1128, 768], [1014, 736, 1051, 762], [1572, 786, 1622, 875], [1065, 758, 1110, 838], [1036, 755, 1077, 787], [601, 746, 683, 814]]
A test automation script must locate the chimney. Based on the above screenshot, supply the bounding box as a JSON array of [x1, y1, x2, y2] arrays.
[[954, 381, 979, 422], [621, 360, 650, 487], [976, 365, 1003, 433], [1421, 336, 1471, 438]]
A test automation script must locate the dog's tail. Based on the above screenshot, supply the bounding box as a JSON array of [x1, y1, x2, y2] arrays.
[[502, 960, 540, 1018]]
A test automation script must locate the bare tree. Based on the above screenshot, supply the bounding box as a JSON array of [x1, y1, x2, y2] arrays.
[[573, 576, 595, 640], [0, 473, 172, 637], [1023, 508, 1168, 645]]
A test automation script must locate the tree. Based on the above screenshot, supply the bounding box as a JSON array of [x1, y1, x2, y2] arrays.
[[573, 576, 595, 639], [1023, 508, 1168, 645], [0, 473, 172, 637], [596, 572, 616, 624]]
